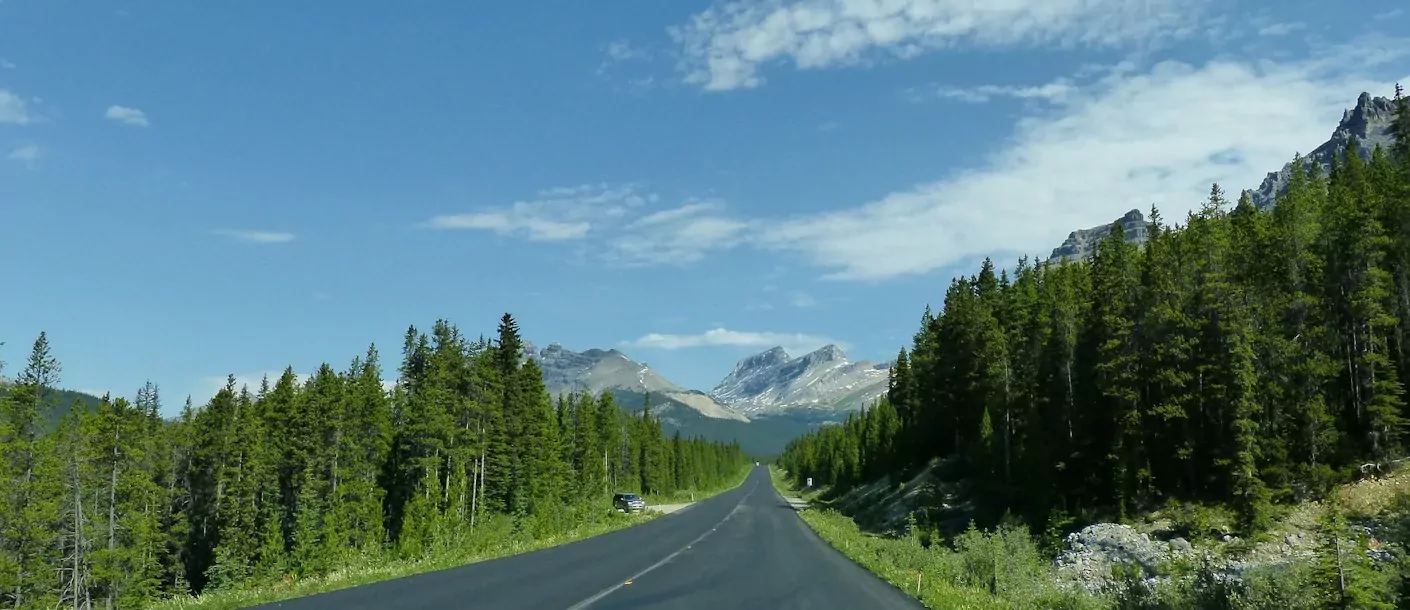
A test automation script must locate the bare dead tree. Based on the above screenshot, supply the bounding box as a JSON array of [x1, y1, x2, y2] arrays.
[[56, 441, 94, 610]]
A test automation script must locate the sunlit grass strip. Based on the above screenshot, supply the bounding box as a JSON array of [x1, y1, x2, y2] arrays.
[[800, 509, 1018, 610], [644, 464, 754, 505], [771, 466, 1099, 610], [145, 514, 655, 610], [149, 466, 753, 610]]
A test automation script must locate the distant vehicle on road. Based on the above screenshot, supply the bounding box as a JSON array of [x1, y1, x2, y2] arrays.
[[613, 492, 646, 513]]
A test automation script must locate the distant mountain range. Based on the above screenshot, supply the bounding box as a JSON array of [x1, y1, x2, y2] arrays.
[[524, 341, 750, 422], [709, 345, 890, 415], [0, 380, 106, 433], [527, 341, 891, 417], [524, 341, 893, 454], [1048, 91, 1399, 262]]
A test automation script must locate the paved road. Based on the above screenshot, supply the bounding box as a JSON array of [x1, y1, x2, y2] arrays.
[[257, 467, 921, 609]]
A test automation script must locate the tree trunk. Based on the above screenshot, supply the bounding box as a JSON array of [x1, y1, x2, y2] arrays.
[[106, 456, 118, 610]]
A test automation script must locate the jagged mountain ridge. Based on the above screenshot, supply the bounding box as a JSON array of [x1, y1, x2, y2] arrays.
[[1048, 208, 1152, 262], [1246, 92, 1398, 209], [522, 341, 750, 422], [1048, 91, 1398, 261], [709, 344, 890, 414]]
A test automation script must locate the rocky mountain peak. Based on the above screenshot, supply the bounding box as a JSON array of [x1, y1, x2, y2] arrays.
[[525, 341, 748, 422], [804, 344, 846, 364], [727, 346, 791, 377], [1046, 91, 1400, 261], [1048, 208, 1151, 262], [710, 344, 890, 414], [1245, 92, 1397, 209]]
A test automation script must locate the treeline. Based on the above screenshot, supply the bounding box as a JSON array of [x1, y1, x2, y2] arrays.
[[782, 87, 1410, 534], [0, 313, 747, 609]]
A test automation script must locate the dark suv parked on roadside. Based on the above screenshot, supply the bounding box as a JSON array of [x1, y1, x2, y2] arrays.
[[613, 492, 646, 513]]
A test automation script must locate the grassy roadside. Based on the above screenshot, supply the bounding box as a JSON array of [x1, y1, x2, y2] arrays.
[[768, 467, 1100, 610], [151, 466, 753, 610], [643, 464, 754, 505]]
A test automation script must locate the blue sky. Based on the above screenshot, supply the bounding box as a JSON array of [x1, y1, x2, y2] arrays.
[[1, 0, 1407, 414]]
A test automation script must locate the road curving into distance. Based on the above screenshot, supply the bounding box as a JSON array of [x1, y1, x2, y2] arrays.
[[256, 466, 922, 610]]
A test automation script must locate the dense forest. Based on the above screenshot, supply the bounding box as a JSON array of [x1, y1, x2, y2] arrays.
[[780, 87, 1410, 536], [0, 313, 748, 609]]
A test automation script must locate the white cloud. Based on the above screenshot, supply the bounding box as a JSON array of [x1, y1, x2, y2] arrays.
[[213, 229, 297, 244], [610, 200, 753, 265], [752, 37, 1410, 280], [790, 291, 818, 307], [105, 105, 149, 127], [0, 90, 31, 124], [0, 59, 15, 69], [912, 79, 1078, 104], [670, 0, 1207, 90], [1257, 22, 1305, 37], [623, 327, 846, 354], [605, 39, 650, 63], [628, 200, 723, 228], [425, 186, 750, 266], [1375, 9, 1403, 20], [449, 38, 1408, 282], [7, 144, 39, 167], [817, 120, 841, 132], [425, 183, 651, 242], [598, 38, 654, 78]]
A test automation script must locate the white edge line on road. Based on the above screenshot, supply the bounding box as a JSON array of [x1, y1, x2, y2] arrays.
[[564, 479, 758, 610]]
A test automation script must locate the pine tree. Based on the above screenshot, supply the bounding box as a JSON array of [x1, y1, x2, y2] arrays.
[[1322, 144, 1406, 460], [1081, 220, 1144, 517], [1, 333, 64, 609]]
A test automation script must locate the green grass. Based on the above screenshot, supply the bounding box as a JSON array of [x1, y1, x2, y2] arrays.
[[145, 511, 655, 610], [643, 464, 753, 505], [150, 466, 752, 610], [768, 467, 1102, 610]]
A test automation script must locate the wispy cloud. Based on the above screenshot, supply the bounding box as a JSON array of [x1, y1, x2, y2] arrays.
[[105, 105, 149, 127], [603, 39, 651, 64], [1375, 9, 1403, 20], [213, 229, 297, 244], [7, 144, 39, 168], [0, 90, 31, 124], [623, 327, 846, 354], [669, 0, 1207, 91], [424, 183, 653, 242], [752, 36, 1410, 280], [789, 292, 818, 308], [1257, 22, 1305, 37], [908, 79, 1078, 104], [609, 200, 752, 265], [441, 36, 1409, 284], [0, 59, 15, 70], [598, 38, 655, 83], [817, 120, 841, 132]]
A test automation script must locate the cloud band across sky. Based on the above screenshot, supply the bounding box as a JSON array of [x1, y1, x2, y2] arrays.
[[623, 327, 846, 355], [424, 36, 1410, 283]]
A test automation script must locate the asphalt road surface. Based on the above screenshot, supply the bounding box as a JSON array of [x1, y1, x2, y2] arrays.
[[256, 466, 922, 609]]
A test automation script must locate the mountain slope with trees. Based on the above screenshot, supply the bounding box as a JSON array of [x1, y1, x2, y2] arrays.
[[0, 314, 749, 609], [779, 86, 1410, 606]]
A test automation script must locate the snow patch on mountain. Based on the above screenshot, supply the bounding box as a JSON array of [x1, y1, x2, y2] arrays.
[[525, 341, 749, 422], [709, 344, 890, 414]]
